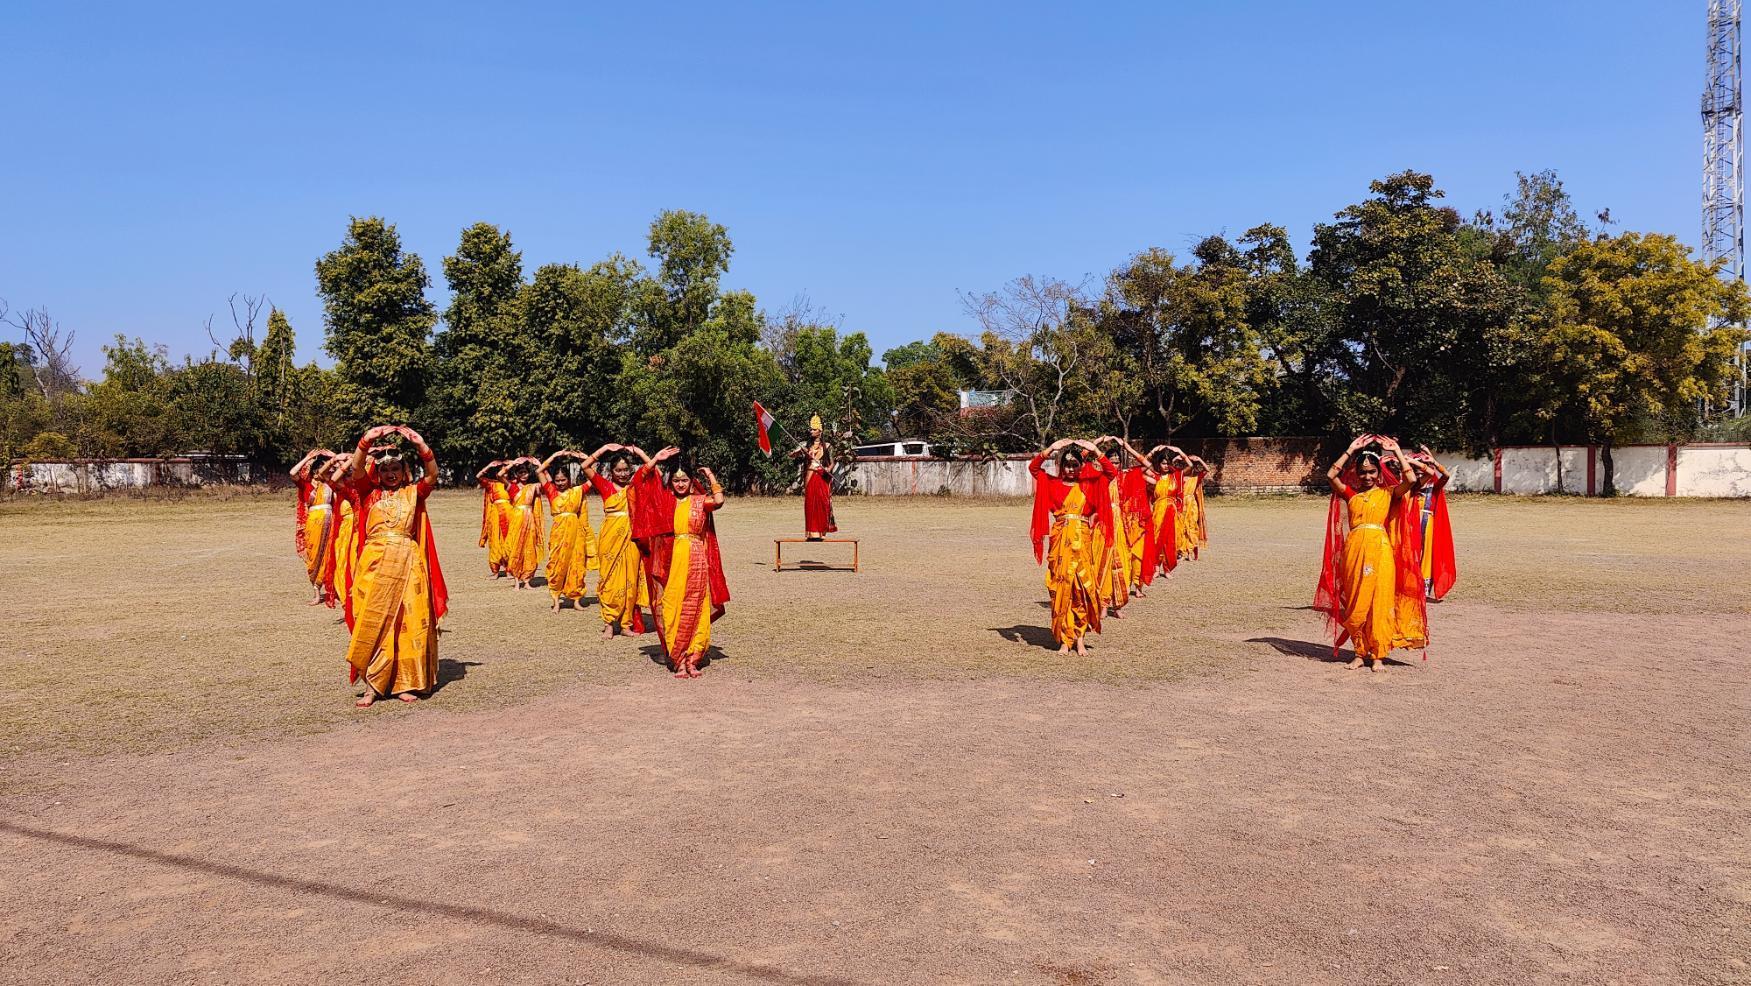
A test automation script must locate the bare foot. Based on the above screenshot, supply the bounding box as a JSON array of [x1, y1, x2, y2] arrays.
[[397, 692, 420, 702], [1057, 643, 1071, 654], [1368, 659, 1380, 674], [355, 691, 376, 707], [1074, 638, 1088, 657], [1111, 608, 1126, 619], [601, 624, 616, 640], [1345, 656, 1364, 670], [551, 598, 561, 613], [308, 595, 325, 607]]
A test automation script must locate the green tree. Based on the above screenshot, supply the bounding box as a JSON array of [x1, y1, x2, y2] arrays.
[[776, 325, 893, 444], [523, 256, 643, 451], [169, 357, 263, 456], [633, 210, 733, 354], [315, 217, 437, 432], [427, 222, 531, 465], [1531, 231, 1750, 492], [966, 276, 1112, 447], [82, 336, 178, 456], [1310, 171, 1517, 448], [255, 309, 298, 433], [881, 339, 941, 371], [1100, 237, 1272, 438]]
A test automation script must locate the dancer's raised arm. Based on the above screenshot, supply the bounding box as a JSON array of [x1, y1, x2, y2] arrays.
[[1327, 434, 1371, 495]]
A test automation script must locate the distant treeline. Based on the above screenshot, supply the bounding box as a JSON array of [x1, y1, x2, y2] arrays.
[[3, 169, 1746, 492]]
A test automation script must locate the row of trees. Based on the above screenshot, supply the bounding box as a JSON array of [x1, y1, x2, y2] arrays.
[[5, 169, 1746, 492], [885, 172, 1749, 487]]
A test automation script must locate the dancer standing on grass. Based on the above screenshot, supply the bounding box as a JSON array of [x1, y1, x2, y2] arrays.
[[1178, 455, 1210, 561], [320, 455, 361, 618], [539, 449, 599, 613], [504, 458, 545, 589], [1409, 446, 1458, 603], [1315, 434, 1425, 671], [790, 415, 837, 540], [291, 449, 339, 606], [1103, 437, 1158, 604], [1029, 438, 1116, 655], [342, 425, 448, 705], [476, 460, 513, 578], [633, 447, 730, 678], [1146, 444, 1190, 578], [584, 444, 649, 639]]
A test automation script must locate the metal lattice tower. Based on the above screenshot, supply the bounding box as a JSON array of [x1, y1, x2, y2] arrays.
[[1703, 0, 1746, 414]]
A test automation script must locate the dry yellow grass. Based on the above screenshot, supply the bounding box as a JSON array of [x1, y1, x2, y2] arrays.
[[3, 490, 1746, 760]]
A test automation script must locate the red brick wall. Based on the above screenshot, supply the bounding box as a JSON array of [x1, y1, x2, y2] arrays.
[[1180, 437, 1328, 493]]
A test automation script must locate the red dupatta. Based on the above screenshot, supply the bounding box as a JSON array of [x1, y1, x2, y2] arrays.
[[1313, 458, 1425, 654], [1117, 465, 1156, 586], [1426, 477, 1458, 601], [631, 466, 731, 613], [1028, 452, 1116, 564]]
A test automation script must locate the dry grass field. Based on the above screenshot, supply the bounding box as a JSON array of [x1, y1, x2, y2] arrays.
[[2, 491, 1748, 984]]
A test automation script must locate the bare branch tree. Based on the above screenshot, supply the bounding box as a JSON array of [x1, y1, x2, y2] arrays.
[[2, 305, 79, 398], [961, 275, 1096, 447], [206, 292, 269, 370], [760, 292, 843, 359]]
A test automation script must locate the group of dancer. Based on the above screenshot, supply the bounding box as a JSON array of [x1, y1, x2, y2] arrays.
[[1029, 436, 1211, 656], [1027, 432, 1457, 669], [292, 419, 1458, 706], [292, 426, 743, 702], [472, 442, 730, 676]]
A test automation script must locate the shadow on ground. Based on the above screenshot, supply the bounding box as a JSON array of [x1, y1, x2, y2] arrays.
[[1247, 636, 1413, 667], [0, 821, 860, 986]]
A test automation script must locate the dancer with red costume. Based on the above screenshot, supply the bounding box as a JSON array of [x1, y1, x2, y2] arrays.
[[1144, 444, 1190, 579], [790, 414, 838, 540], [1409, 445, 1458, 602], [632, 447, 730, 678], [290, 448, 340, 606], [1029, 437, 1117, 655], [1314, 434, 1426, 671], [1097, 437, 1158, 609], [584, 443, 650, 639]]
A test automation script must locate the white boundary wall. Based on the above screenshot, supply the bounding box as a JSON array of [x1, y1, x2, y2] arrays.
[[8, 458, 258, 493], [1436, 443, 1751, 497]]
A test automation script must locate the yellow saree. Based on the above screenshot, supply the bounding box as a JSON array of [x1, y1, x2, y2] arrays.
[[594, 477, 647, 629], [546, 484, 595, 603], [344, 485, 438, 696]]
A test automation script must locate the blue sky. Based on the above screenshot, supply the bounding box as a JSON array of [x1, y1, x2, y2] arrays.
[[0, 1, 1699, 375]]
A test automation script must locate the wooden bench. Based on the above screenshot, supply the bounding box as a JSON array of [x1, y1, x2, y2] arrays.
[[773, 538, 860, 572]]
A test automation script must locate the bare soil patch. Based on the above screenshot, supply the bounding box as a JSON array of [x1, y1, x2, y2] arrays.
[[2, 494, 1746, 983]]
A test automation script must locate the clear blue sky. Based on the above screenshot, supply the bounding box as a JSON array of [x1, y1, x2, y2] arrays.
[[1, 1, 1700, 375]]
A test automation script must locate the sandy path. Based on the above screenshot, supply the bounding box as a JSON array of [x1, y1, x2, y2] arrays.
[[3, 600, 1746, 985]]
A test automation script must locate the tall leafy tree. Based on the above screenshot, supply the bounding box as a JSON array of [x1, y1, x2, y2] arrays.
[[82, 336, 178, 456], [1531, 231, 1750, 492], [633, 210, 733, 354], [315, 217, 437, 432], [1100, 237, 1271, 437], [169, 357, 262, 457], [1240, 224, 1343, 436], [427, 222, 530, 464], [1310, 171, 1516, 447], [524, 256, 643, 449]]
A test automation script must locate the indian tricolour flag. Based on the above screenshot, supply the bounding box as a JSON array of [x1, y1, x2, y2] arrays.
[[753, 401, 777, 455]]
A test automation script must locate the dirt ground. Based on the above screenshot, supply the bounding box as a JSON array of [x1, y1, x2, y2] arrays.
[[2, 492, 1748, 984]]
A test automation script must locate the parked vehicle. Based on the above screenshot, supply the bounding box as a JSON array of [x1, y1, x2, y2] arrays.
[[852, 440, 933, 458]]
